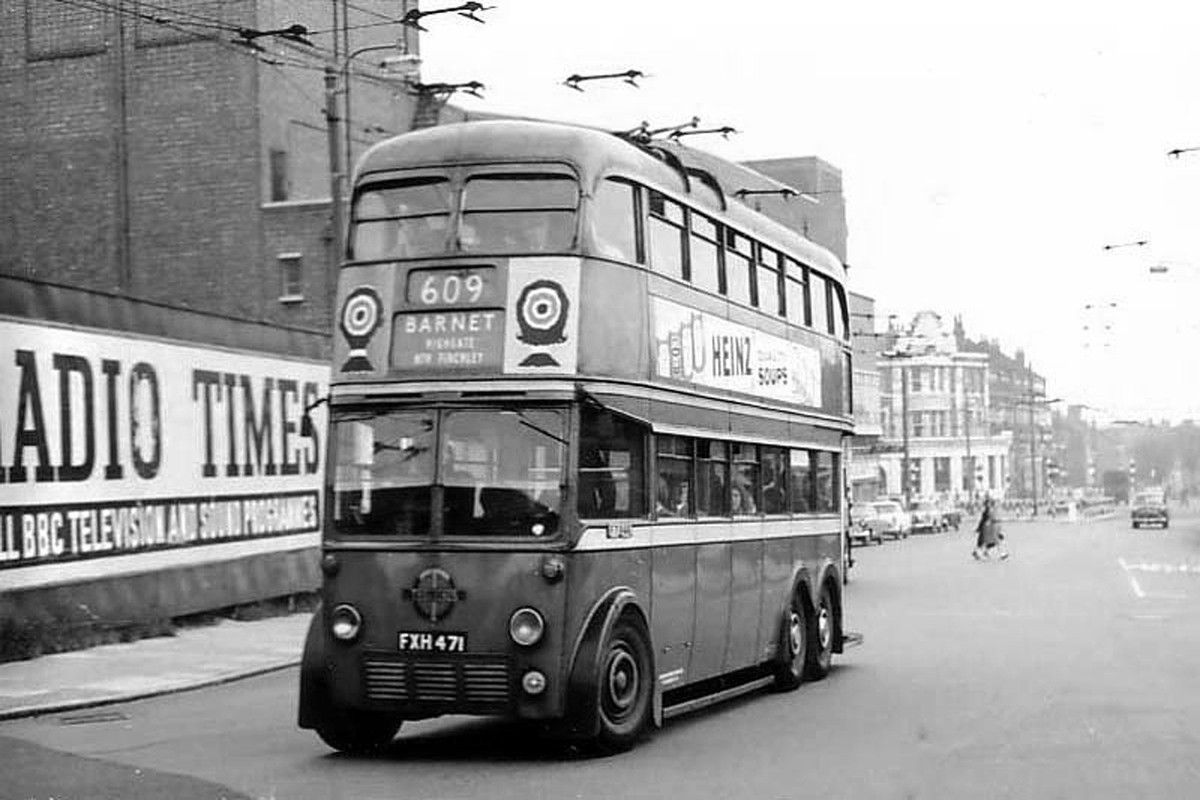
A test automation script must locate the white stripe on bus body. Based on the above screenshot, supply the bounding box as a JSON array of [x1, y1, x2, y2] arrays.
[[574, 517, 841, 551]]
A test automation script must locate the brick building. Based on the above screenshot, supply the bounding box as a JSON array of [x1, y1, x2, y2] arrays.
[[1, 0, 422, 330]]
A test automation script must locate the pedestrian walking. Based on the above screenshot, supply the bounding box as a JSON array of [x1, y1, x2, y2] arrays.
[[972, 496, 1009, 560]]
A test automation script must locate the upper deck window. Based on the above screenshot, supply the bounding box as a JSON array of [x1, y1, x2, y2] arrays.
[[725, 229, 754, 306], [648, 191, 685, 280], [590, 178, 640, 263], [350, 177, 452, 261], [810, 271, 831, 335], [460, 173, 578, 254], [832, 283, 849, 340], [784, 258, 809, 326], [690, 213, 720, 294], [757, 246, 782, 317]]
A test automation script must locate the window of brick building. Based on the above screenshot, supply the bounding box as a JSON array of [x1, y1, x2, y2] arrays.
[[278, 252, 303, 303], [269, 149, 290, 202]]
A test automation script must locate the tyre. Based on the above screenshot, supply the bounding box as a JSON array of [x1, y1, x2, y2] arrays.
[[773, 590, 808, 691], [804, 582, 835, 681], [594, 616, 653, 752], [315, 712, 401, 755]]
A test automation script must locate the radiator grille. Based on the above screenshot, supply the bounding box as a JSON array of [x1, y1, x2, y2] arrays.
[[362, 654, 512, 710]]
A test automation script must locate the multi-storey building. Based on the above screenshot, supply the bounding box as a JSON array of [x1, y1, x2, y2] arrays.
[[879, 312, 1011, 503], [847, 291, 884, 503], [955, 323, 1053, 502]]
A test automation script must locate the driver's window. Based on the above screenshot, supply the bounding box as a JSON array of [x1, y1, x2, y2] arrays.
[[578, 407, 646, 518]]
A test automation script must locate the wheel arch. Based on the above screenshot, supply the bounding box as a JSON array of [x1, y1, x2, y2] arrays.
[[563, 586, 658, 734]]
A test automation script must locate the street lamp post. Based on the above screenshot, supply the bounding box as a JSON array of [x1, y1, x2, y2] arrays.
[[1011, 391, 1062, 516], [901, 365, 911, 509]]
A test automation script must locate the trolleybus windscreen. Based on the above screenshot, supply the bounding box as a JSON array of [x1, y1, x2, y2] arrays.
[[329, 408, 565, 538], [330, 410, 435, 537]]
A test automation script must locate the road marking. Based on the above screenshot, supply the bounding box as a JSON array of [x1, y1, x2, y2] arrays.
[[1118, 558, 1146, 598]]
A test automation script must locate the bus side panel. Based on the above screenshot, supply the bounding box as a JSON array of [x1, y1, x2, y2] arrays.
[[725, 538, 765, 672], [576, 259, 648, 379], [759, 538, 795, 663], [689, 539, 733, 683], [650, 544, 697, 687]]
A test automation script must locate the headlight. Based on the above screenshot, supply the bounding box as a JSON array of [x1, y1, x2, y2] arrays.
[[330, 604, 362, 642], [509, 607, 545, 647]]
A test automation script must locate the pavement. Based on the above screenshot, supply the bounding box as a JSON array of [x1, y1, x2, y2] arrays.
[[0, 612, 313, 721]]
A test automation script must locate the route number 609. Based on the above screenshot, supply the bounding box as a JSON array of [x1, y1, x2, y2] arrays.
[[419, 272, 485, 305]]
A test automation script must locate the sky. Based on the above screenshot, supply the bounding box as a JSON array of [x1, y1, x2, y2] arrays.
[[419, 0, 1200, 422]]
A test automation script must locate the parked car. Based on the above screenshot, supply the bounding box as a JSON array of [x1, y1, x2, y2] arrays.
[[1131, 492, 1169, 529], [849, 504, 883, 546], [937, 500, 963, 530], [909, 500, 944, 533], [866, 500, 911, 540]]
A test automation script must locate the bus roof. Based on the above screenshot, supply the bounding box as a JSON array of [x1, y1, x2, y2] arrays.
[[355, 119, 845, 283]]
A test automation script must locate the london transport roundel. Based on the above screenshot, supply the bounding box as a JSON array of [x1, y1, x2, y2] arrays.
[[515, 280, 569, 345], [339, 287, 383, 373]]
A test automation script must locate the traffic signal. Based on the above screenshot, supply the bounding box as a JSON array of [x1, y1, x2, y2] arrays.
[[975, 462, 986, 490], [908, 460, 921, 493]]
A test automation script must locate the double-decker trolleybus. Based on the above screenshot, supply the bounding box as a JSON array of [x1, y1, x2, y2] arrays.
[[298, 119, 858, 753]]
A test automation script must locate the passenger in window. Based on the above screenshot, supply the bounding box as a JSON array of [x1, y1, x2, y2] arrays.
[[656, 481, 687, 517], [578, 445, 616, 516], [763, 479, 785, 514], [731, 483, 757, 515]]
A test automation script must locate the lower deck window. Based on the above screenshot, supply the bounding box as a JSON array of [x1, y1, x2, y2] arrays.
[[578, 407, 647, 518], [329, 406, 566, 538]]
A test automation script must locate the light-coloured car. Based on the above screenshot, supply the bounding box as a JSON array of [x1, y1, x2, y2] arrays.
[[867, 500, 911, 540], [909, 500, 944, 533], [849, 504, 883, 545]]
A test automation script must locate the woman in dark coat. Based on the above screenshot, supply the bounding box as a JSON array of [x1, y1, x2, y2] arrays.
[[973, 497, 1008, 560]]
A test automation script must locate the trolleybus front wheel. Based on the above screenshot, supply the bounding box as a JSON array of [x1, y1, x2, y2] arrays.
[[594, 616, 653, 752], [316, 712, 401, 755], [773, 591, 808, 691], [804, 582, 835, 681]]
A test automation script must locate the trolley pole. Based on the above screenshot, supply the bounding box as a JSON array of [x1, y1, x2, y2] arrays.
[[324, 66, 345, 305]]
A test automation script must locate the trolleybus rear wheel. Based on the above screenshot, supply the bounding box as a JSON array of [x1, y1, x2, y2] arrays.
[[804, 582, 835, 680], [773, 591, 808, 691], [316, 712, 401, 755], [594, 616, 652, 752]]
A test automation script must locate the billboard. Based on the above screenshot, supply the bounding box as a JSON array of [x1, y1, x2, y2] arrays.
[[652, 297, 822, 407], [0, 319, 328, 584]]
